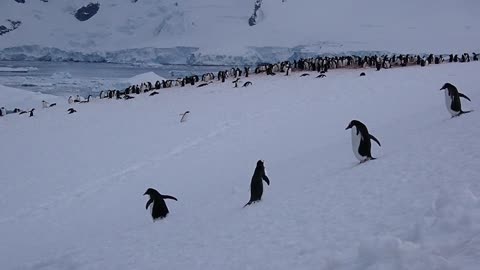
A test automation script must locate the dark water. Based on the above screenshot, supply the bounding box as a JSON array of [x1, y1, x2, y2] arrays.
[[0, 61, 224, 97]]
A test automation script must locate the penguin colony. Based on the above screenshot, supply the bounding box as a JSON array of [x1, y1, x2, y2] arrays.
[[0, 52, 476, 221], [0, 52, 477, 118]]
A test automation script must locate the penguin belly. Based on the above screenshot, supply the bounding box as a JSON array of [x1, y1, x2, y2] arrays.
[[351, 127, 365, 161], [444, 90, 459, 116]]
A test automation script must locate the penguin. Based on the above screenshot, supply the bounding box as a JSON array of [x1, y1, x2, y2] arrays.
[[300, 73, 310, 77], [232, 78, 240, 88], [244, 160, 270, 207], [440, 83, 472, 117], [0, 107, 5, 117], [149, 91, 159, 96], [29, 108, 35, 117], [242, 81, 252, 87], [197, 82, 209, 88], [80, 95, 92, 103], [143, 188, 177, 221], [124, 94, 134, 100], [42, 100, 49, 108], [68, 96, 74, 104], [67, 108, 77, 114], [180, 111, 190, 123], [49, 103, 56, 107], [74, 95, 82, 103], [345, 120, 381, 163], [360, 72, 366, 77], [99, 91, 104, 99], [316, 74, 326, 78]]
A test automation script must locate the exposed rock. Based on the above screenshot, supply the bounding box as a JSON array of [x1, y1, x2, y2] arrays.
[[74, 3, 100, 22]]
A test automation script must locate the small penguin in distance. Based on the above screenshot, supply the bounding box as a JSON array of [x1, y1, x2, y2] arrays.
[[29, 108, 35, 117], [144, 188, 178, 221], [67, 108, 77, 114], [440, 83, 472, 117], [300, 73, 310, 77], [316, 74, 326, 78], [179, 111, 190, 123], [244, 160, 270, 207], [232, 78, 240, 88], [345, 120, 381, 163], [242, 81, 252, 87]]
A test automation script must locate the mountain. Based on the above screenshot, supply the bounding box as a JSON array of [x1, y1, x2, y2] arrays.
[[1, 0, 479, 64]]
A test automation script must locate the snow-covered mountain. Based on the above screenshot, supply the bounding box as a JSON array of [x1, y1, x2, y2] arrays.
[[1, 0, 479, 64]]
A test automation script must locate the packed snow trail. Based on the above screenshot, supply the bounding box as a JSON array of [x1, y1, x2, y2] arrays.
[[1, 62, 480, 270]]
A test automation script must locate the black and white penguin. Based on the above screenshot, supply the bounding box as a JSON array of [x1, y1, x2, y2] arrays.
[[0, 107, 5, 117], [80, 95, 92, 103], [68, 96, 74, 104], [316, 74, 326, 78], [149, 91, 159, 96], [197, 82, 209, 88], [67, 108, 77, 114], [242, 81, 252, 87], [232, 78, 240, 88], [345, 120, 381, 163], [42, 100, 49, 108], [360, 72, 366, 77], [180, 111, 190, 123], [440, 83, 472, 117], [74, 95, 82, 103], [300, 73, 310, 77], [244, 160, 270, 207], [143, 188, 177, 221], [29, 108, 35, 117]]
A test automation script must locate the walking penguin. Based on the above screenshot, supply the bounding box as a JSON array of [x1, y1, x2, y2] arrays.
[[244, 160, 270, 207], [144, 188, 178, 221]]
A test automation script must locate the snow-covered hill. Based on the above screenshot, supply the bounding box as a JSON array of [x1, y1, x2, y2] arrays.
[[1, 0, 479, 64], [1, 62, 480, 270]]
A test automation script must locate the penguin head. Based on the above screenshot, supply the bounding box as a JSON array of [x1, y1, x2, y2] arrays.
[[440, 83, 454, 91], [256, 160, 264, 168], [144, 188, 160, 197], [346, 120, 361, 130]]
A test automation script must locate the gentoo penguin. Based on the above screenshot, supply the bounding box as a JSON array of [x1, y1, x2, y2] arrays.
[[360, 72, 366, 77], [197, 82, 209, 88], [244, 160, 270, 207], [42, 100, 49, 108], [29, 108, 35, 117], [0, 107, 5, 117], [300, 73, 310, 77], [242, 81, 252, 87], [316, 74, 326, 78], [123, 94, 134, 100], [68, 96, 74, 104], [74, 95, 81, 103], [80, 95, 91, 103], [232, 78, 240, 88], [67, 108, 77, 114], [179, 111, 190, 123], [149, 91, 159, 96], [143, 188, 177, 221], [440, 83, 472, 117], [345, 120, 381, 163]]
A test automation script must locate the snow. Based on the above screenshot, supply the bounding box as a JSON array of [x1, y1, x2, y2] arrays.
[[0, 83, 63, 109], [0, 0, 479, 64], [1, 61, 479, 270], [125, 71, 166, 85]]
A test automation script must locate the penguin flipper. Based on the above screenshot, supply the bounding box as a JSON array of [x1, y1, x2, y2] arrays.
[[263, 175, 270, 185], [162, 195, 178, 201], [370, 134, 381, 147], [459, 93, 471, 102], [146, 198, 153, 210]]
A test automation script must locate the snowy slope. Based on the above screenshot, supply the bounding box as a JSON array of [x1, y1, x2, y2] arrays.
[[1, 62, 480, 270], [1, 0, 479, 64], [0, 83, 64, 109]]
